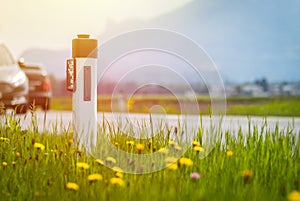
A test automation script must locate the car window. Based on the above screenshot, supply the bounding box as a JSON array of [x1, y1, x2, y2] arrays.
[[0, 44, 15, 66]]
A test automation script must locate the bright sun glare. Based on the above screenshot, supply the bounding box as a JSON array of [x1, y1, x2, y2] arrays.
[[0, 0, 192, 56]]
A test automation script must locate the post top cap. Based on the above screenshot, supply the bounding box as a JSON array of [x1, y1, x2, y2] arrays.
[[77, 34, 90, 39], [72, 34, 97, 58]]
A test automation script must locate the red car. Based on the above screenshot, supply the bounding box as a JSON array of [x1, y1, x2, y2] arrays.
[[18, 58, 52, 110]]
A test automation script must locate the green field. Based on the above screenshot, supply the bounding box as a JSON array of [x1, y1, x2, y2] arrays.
[[0, 112, 300, 201], [51, 95, 300, 116]]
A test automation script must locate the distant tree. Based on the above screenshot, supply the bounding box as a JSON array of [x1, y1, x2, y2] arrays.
[[255, 77, 269, 92], [261, 78, 269, 92], [235, 85, 242, 94]]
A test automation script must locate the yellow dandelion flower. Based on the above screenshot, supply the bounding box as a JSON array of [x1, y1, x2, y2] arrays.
[[193, 146, 204, 153], [165, 157, 178, 165], [192, 140, 199, 147], [16, 152, 21, 158], [242, 169, 252, 182], [0, 137, 9, 142], [226, 150, 234, 157], [112, 166, 123, 173], [34, 143, 45, 151], [115, 171, 123, 178], [12, 161, 16, 167], [95, 159, 104, 165], [158, 148, 169, 155], [179, 157, 193, 166], [110, 178, 125, 187], [136, 144, 145, 152], [2, 162, 7, 168], [76, 162, 89, 170], [87, 174, 102, 182], [66, 182, 79, 191], [168, 140, 176, 146], [243, 169, 252, 177], [106, 157, 116, 164], [126, 140, 134, 146], [52, 149, 58, 156], [127, 98, 135, 110], [288, 190, 300, 201], [167, 163, 178, 171], [175, 145, 182, 151], [68, 139, 74, 145]]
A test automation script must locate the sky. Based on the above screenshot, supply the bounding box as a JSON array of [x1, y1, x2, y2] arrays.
[[0, 0, 192, 57], [1, 0, 299, 83]]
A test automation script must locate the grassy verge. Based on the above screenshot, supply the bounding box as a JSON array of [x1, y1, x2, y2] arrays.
[[0, 113, 300, 201], [51, 95, 300, 116], [226, 96, 300, 116]]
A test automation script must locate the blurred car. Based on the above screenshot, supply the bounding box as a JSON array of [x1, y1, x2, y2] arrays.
[[0, 43, 29, 113], [18, 58, 52, 110]]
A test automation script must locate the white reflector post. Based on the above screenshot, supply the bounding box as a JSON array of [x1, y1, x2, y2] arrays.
[[71, 34, 98, 152]]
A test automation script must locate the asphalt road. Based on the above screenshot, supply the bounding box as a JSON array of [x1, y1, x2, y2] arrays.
[[7, 110, 300, 136]]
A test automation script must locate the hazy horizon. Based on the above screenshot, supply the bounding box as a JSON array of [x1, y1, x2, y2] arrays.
[[1, 0, 300, 83]]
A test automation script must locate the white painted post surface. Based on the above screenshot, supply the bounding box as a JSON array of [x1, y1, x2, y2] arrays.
[[69, 34, 98, 151]]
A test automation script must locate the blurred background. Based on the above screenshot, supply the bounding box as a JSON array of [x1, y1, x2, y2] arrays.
[[1, 0, 300, 114]]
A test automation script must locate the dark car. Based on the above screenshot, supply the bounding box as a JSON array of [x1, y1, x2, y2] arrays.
[[18, 58, 52, 110], [0, 43, 29, 113]]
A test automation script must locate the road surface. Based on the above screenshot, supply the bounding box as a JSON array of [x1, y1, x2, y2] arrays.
[[3, 110, 299, 136]]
